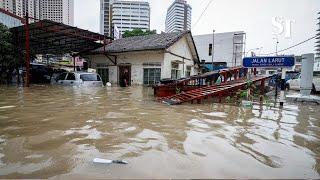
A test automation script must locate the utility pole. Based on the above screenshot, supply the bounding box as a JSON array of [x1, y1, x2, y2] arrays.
[[24, 12, 30, 87], [211, 29, 215, 71]]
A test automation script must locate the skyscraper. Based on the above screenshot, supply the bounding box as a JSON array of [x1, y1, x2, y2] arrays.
[[165, 0, 191, 33], [316, 12, 320, 57], [0, 0, 74, 25], [40, 0, 74, 25], [100, 0, 150, 36], [100, 0, 111, 36], [111, 1, 150, 34]]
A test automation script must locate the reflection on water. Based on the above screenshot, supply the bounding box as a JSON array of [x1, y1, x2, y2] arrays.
[[0, 85, 319, 178]]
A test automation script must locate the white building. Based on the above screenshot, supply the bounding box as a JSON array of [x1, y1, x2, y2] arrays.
[[0, 7, 23, 28], [39, 0, 74, 25], [111, 0, 150, 34], [86, 31, 200, 86], [193, 31, 245, 69], [0, 0, 74, 25], [316, 11, 319, 57], [100, 0, 111, 36], [165, 0, 191, 33]]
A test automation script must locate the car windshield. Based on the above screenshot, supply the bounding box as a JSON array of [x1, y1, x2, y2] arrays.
[[80, 74, 101, 81]]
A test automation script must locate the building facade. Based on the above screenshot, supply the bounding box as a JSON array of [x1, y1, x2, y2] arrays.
[[111, 1, 150, 34], [0, 7, 23, 28], [87, 31, 200, 86], [100, 0, 111, 35], [100, 0, 150, 36], [0, 0, 74, 25], [165, 0, 191, 33], [316, 11, 320, 57], [193, 32, 245, 68]]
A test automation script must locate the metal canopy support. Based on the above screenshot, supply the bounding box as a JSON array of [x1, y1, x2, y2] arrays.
[[24, 13, 30, 87]]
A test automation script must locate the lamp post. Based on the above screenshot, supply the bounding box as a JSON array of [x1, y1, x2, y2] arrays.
[[211, 30, 215, 71], [273, 37, 279, 55]]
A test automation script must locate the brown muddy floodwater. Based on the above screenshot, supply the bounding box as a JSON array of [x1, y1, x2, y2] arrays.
[[0, 85, 319, 179]]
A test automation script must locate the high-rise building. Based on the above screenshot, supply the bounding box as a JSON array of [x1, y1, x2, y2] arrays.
[[316, 12, 320, 57], [111, 1, 150, 34], [100, 0, 150, 36], [165, 0, 191, 33], [100, 0, 111, 36], [0, 0, 74, 25], [40, 0, 74, 25]]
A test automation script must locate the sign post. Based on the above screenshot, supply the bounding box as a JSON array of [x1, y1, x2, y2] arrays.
[[243, 56, 295, 107]]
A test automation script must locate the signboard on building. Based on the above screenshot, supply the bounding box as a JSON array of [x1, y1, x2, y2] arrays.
[[243, 56, 295, 68]]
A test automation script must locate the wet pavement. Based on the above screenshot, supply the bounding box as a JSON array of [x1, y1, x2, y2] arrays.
[[0, 85, 319, 179]]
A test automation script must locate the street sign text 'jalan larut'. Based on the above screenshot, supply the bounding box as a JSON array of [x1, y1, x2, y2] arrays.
[[243, 56, 295, 68]]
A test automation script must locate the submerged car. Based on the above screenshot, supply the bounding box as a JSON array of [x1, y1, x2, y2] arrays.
[[54, 72, 103, 87], [287, 71, 320, 93]]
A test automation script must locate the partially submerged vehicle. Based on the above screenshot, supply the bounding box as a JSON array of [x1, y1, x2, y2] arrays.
[[53, 72, 103, 87]]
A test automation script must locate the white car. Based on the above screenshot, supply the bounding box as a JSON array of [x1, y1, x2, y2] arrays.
[[54, 72, 103, 87], [287, 72, 320, 93]]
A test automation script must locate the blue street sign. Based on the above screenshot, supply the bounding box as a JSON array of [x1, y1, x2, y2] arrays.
[[243, 56, 295, 68]]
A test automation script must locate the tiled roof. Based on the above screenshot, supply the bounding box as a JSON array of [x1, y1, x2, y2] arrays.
[[92, 31, 190, 53]]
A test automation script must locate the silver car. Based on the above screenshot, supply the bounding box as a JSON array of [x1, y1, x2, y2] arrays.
[[54, 72, 103, 87]]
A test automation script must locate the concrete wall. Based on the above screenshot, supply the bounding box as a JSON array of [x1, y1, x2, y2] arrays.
[[87, 35, 199, 85], [193, 32, 244, 67], [164, 36, 198, 78], [88, 51, 164, 85]]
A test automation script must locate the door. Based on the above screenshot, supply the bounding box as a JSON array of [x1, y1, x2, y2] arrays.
[[290, 75, 301, 90], [97, 68, 109, 86], [119, 65, 131, 87], [65, 73, 77, 86]]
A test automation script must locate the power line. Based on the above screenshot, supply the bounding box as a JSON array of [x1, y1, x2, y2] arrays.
[[192, 0, 214, 30], [262, 35, 318, 56]]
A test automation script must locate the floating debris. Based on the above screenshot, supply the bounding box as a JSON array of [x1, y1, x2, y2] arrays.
[[93, 158, 128, 164]]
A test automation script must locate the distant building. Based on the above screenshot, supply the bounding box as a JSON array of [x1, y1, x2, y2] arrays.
[[111, 0, 150, 35], [0, 0, 74, 25], [87, 31, 200, 86], [193, 32, 245, 68], [100, 0, 111, 36], [316, 11, 320, 57], [100, 0, 150, 36], [40, 0, 74, 25], [165, 0, 191, 33], [0, 7, 23, 28]]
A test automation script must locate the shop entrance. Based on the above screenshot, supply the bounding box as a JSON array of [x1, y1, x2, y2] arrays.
[[119, 65, 131, 87]]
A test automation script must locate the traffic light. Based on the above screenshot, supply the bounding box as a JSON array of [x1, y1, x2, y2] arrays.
[[209, 44, 212, 56]]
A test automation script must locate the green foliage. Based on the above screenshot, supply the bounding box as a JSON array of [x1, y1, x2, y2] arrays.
[[0, 23, 26, 68], [122, 29, 157, 38], [0, 23, 14, 67]]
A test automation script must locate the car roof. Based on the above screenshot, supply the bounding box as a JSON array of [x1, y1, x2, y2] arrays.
[[71, 72, 98, 75]]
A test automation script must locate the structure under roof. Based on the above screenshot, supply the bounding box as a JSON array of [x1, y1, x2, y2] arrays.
[[91, 31, 200, 63], [11, 19, 109, 55]]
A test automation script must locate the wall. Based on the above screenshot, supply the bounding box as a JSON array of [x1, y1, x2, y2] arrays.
[[88, 51, 164, 85], [164, 36, 198, 78], [193, 32, 245, 67], [88, 35, 199, 85]]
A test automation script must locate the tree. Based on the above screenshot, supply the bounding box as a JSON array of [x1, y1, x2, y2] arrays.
[[0, 23, 26, 84], [122, 28, 157, 38]]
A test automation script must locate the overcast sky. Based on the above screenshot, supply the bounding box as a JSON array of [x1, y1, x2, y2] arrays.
[[75, 0, 320, 56]]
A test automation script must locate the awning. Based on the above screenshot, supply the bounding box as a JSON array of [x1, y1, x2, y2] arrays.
[[10, 19, 111, 55]]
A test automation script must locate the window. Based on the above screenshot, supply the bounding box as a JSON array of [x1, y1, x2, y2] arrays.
[[80, 74, 101, 81], [143, 68, 161, 85], [57, 73, 67, 81], [66, 73, 76, 80], [185, 66, 192, 77], [171, 62, 181, 79]]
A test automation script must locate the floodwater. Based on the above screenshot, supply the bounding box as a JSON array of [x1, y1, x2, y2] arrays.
[[0, 85, 319, 179]]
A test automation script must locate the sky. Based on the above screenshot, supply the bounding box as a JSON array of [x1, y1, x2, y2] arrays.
[[75, 0, 320, 56]]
